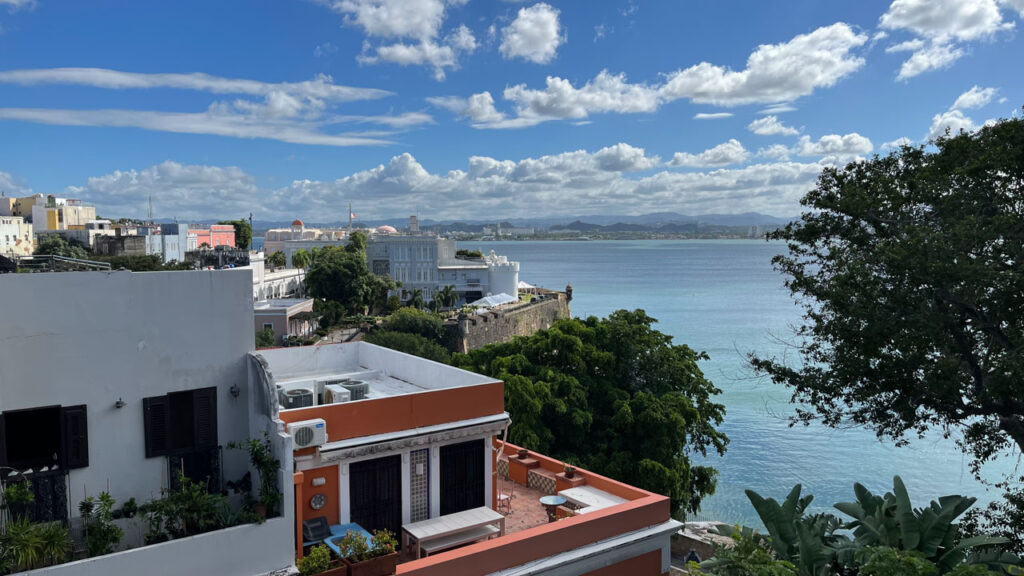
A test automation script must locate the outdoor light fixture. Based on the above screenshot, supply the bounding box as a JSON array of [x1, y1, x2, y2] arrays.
[[230, 384, 240, 398], [114, 398, 126, 409]]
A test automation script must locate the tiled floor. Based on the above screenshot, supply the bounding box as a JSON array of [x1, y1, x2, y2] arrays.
[[396, 479, 556, 564]]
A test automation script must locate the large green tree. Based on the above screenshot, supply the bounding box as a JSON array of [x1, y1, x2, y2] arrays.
[[750, 116, 1024, 528], [218, 219, 252, 250], [34, 235, 87, 259], [305, 231, 393, 316], [454, 310, 728, 515]]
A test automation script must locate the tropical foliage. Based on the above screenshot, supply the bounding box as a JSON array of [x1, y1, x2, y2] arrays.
[[363, 330, 451, 364], [217, 219, 251, 250], [700, 477, 1020, 576], [454, 309, 727, 515], [34, 234, 87, 259], [305, 231, 395, 318], [749, 116, 1024, 537]]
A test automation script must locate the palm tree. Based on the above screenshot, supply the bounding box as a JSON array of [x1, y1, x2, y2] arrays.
[[291, 249, 311, 269], [408, 288, 424, 310], [437, 285, 457, 310], [428, 298, 442, 314]]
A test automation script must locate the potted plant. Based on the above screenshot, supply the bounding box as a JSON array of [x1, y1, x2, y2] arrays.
[[336, 529, 398, 576], [298, 544, 348, 576], [563, 464, 576, 479], [3, 479, 34, 520], [517, 448, 529, 460], [228, 435, 282, 518]]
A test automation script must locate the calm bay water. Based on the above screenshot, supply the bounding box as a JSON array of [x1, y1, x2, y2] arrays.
[[463, 239, 1015, 526]]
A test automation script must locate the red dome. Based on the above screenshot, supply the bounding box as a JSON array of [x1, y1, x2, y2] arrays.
[[291, 219, 304, 227]]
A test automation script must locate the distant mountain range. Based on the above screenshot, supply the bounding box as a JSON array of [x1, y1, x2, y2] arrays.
[[263, 212, 792, 234], [148, 212, 794, 234]]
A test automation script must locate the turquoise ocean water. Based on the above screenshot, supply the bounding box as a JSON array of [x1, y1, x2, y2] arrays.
[[462, 239, 1016, 526]]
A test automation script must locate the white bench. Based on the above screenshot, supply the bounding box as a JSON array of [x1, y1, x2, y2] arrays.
[[418, 524, 500, 556]]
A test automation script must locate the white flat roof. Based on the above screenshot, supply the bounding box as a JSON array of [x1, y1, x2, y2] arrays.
[[257, 341, 499, 409]]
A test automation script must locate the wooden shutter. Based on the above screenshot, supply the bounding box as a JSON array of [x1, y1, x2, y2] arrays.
[[61, 405, 89, 469], [192, 387, 218, 450], [143, 396, 170, 458]]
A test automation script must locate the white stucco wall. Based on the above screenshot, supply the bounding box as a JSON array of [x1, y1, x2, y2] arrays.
[[21, 517, 294, 576], [0, 270, 256, 512]]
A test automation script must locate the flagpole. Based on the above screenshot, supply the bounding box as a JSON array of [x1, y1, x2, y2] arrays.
[[348, 202, 352, 232]]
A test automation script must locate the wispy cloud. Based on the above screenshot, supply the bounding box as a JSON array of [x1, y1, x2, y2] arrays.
[[0, 68, 390, 102], [0, 108, 396, 146], [693, 112, 733, 120]]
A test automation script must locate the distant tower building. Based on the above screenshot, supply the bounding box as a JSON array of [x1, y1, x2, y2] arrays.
[[409, 215, 419, 234]]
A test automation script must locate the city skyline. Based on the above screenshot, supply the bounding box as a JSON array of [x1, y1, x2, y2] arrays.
[[0, 0, 1021, 221]]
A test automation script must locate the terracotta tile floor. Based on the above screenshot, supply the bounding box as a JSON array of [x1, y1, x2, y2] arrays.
[[396, 479, 555, 564]]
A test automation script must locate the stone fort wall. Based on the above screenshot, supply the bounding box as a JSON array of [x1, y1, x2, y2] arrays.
[[445, 291, 571, 354]]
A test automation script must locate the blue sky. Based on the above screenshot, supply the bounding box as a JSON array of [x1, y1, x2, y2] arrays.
[[0, 0, 1021, 222]]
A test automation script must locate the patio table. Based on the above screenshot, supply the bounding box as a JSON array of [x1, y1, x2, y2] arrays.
[[402, 506, 505, 558]]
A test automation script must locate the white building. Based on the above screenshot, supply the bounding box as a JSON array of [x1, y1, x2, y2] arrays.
[[0, 215, 33, 257], [0, 270, 295, 576], [369, 236, 520, 305], [264, 220, 347, 255]]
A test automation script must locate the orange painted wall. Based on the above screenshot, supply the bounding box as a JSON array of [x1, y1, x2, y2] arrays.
[[301, 465, 340, 526], [396, 495, 669, 576], [280, 382, 504, 443], [581, 550, 663, 576]]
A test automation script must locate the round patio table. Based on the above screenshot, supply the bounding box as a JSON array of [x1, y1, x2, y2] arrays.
[[539, 495, 567, 522]]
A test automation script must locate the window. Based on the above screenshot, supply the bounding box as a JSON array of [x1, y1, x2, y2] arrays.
[[263, 323, 273, 330], [143, 387, 217, 458], [0, 405, 89, 470]]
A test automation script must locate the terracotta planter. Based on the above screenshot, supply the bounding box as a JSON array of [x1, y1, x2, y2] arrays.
[[321, 562, 349, 576], [517, 448, 529, 460], [343, 552, 397, 576], [564, 466, 576, 479]]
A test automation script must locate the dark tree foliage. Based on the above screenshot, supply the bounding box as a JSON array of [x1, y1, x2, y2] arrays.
[[218, 219, 252, 250], [267, 251, 286, 268], [34, 235, 87, 259], [364, 330, 451, 364], [750, 116, 1024, 523], [255, 327, 275, 348], [381, 308, 445, 343], [305, 231, 394, 316], [454, 310, 728, 515]]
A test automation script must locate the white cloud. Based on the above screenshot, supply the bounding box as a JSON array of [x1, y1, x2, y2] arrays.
[[314, 42, 338, 58], [323, 0, 475, 80], [879, 0, 1015, 79], [61, 149, 824, 221], [895, 41, 964, 80], [67, 161, 262, 221], [434, 23, 867, 128], [796, 133, 873, 161], [757, 144, 792, 160], [0, 169, 32, 196], [428, 91, 506, 123], [952, 85, 998, 110], [882, 137, 913, 150], [1000, 0, 1024, 16], [500, 3, 564, 64], [0, 107, 404, 147], [593, 24, 610, 42], [659, 23, 867, 106], [0, 68, 389, 102], [0, 0, 34, 9], [694, 112, 733, 120], [880, 0, 1013, 42], [669, 139, 750, 168], [928, 109, 976, 139], [748, 115, 799, 136], [759, 104, 796, 114], [885, 38, 926, 52]]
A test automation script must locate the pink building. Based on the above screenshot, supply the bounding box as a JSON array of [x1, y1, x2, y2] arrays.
[[191, 224, 236, 248]]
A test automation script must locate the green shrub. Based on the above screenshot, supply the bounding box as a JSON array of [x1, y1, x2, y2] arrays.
[[381, 307, 444, 342], [79, 491, 123, 557], [364, 330, 451, 364], [298, 544, 331, 575]]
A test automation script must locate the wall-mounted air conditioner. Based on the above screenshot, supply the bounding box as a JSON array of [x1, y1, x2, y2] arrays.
[[288, 418, 327, 449], [283, 388, 314, 409], [323, 384, 351, 404]]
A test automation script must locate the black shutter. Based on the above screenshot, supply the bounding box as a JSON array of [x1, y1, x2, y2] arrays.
[[192, 387, 218, 449], [0, 413, 7, 468], [143, 396, 170, 458], [61, 405, 89, 469]]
